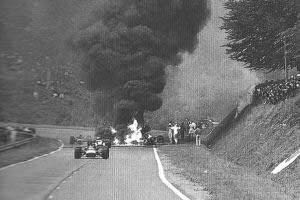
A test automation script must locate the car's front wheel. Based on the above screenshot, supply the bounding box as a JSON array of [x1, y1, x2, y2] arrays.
[[74, 147, 82, 159], [156, 135, 164, 143], [102, 149, 109, 159]]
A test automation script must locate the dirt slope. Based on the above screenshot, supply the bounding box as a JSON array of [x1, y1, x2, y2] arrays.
[[212, 94, 300, 199]]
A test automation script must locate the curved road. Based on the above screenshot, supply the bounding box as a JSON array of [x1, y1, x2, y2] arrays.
[[0, 127, 182, 200]]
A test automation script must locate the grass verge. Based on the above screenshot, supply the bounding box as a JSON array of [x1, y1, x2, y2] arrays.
[[157, 144, 293, 200], [0, 136, 61, 168]]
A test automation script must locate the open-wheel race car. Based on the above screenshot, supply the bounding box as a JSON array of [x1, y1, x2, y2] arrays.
[[95, 127, 114, 148], [69, 135, 93, 145], [74, 139, 109, 159], [101, 138, 112, 148]]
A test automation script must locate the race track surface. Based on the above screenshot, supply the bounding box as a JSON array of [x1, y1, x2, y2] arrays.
[[51, 148, 181, 200], [0, 127, 182, 200]]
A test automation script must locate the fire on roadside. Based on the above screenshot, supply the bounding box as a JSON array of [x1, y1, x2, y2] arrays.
[[112, 118, 146, 146], [110, 126, 117, 134], [125, 119, 143, 145]]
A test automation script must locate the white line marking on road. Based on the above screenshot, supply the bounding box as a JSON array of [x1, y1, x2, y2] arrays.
[[0, 140, 64, 172], [153, 147, 191, 200]]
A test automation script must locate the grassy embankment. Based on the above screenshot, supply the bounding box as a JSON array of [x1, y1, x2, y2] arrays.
[[0, 136, 61, 168], [212, 95, 300, 199], [158, 145, 292, 200], [158, 94, 299, 200]]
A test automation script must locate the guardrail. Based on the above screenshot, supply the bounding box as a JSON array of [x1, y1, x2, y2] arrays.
[[202, 107, 238, 146], [0, 131, 36, 152], [0, 122, 95, 131]]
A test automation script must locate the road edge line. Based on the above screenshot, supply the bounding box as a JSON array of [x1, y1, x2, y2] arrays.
[[44, 162, 88, 200], [0, 139, 64, 171], [153, 147, 191, 200]]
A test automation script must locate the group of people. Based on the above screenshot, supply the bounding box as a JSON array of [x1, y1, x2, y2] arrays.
[[167, 119, 212, 145], [253, 74, 300, 105]]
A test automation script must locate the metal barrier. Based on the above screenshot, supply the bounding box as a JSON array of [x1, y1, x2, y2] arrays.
[[0, 132, 36, 152], [201, 107, 238, 146], [0, 122, 95, 131]]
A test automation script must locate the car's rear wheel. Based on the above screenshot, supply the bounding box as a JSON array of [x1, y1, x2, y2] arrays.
[[74, 147, 82, 159], [70, 136, 75, 145]]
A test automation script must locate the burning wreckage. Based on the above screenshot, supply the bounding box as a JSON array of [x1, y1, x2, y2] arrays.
[[113, 119, 165, 146], [72, 119, 164, 159], [95, 119, 165, 146]]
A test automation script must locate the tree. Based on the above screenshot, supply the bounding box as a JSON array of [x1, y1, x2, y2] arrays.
[[297, 13, 300, 71], [275, 25, 298, 78], [221, 0, 297, 72]]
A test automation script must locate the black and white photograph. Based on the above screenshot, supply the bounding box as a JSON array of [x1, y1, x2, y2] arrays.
[[0, 0, 299, 199]]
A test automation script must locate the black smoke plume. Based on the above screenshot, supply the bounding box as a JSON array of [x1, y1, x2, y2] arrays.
[[72, 0, 210, 125]]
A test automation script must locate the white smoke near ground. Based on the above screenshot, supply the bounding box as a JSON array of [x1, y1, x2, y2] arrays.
[[146, 0, 259, 129]]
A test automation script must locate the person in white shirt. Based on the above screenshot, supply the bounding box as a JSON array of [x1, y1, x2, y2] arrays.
[[188, 122, 196, 141], [168, 121, 173, 144], [195, 127, 201, 146], [171, 123, 181, 144]]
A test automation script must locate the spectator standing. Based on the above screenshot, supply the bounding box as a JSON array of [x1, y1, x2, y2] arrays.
[[195, 127, 201, 146], [188, 122, 196, 141], [180, 122, 185, 141], [171, 123, 181, 144], [253, 75, 300, 105], [184, 119, 190, 138], [168, 121, 173, 144]]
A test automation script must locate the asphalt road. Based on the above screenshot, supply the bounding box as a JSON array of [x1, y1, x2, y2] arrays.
[[0, 127, 182, 200]]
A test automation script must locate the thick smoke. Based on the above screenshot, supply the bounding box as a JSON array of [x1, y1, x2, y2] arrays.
[[145, 0, 259, 129], [72, 0, 210, 125]]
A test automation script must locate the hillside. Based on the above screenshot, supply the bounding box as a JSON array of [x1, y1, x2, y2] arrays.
[[0, 0, 105, 126], [211, 93, 300, 199]]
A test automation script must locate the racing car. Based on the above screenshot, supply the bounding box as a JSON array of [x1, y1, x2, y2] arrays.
[[94, 127, 113, 148], [74, 139, 109, 159], [69, 135, 90, 145]]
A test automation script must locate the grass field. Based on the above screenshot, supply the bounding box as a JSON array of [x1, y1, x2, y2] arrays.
[[157, 144, 292, 200], [0, 136, 61, 168]]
